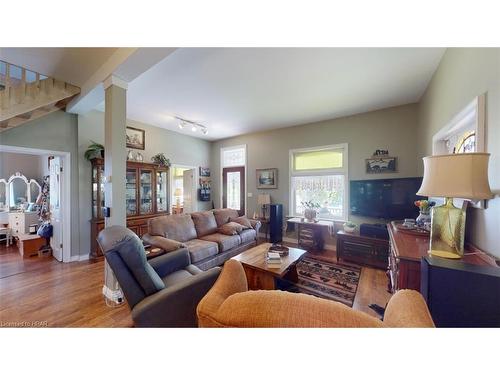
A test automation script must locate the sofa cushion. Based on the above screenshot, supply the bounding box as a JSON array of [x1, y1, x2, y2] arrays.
[[200, 233, 242, 253], [239, 228, 257, 243], [191, 211, 218, 237], [230, 216, 252, 229], [218, 222, 244, 235], [148, 215, 197, 243], [212, 208, 239, 227], [183, 239, 219, 263]]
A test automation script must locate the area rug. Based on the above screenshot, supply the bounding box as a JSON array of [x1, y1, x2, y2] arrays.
[[278, 256, 361, 307]]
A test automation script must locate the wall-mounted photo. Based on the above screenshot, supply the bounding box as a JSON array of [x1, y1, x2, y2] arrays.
[[256, 168, 278, 189], [126, 126, 145, 150], [199, 167, 210, 177], [366, 157, 397, 173]]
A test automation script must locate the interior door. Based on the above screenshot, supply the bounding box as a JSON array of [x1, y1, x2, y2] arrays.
[[49, 156, 63, 262], [223, 166, 245, 216], [183, 169, 194, 213]]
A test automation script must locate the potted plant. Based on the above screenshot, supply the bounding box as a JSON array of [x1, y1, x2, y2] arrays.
[[301, 201, 320, 222], [84, 141, 104, 161], [151, 153, 171, 167], [343, 221, 357, 233]]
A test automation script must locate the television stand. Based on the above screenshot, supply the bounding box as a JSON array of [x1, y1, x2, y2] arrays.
[[336, 230, 389, 269]]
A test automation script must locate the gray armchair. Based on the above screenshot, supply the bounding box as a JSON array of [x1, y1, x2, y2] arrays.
[[97, 226, 221, 327]]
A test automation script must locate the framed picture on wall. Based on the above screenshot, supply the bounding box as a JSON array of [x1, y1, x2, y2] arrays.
[[366, 157, 397, 173], [199, 167, 210, 177], [256, 168, 278, 189], [126, 126, 145, 150]]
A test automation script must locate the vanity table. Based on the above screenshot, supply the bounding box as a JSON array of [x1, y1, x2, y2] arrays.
[[0, 173, 42, 240]]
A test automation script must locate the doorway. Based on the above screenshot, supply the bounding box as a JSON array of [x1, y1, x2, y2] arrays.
[[170, 165, 197, 214], [0, 145, 71, 263], [222, 166, 245, 216]]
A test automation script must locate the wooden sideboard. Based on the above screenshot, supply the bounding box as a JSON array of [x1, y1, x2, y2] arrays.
[[336, 230, 389, 270], [387, 223, 498, 293]]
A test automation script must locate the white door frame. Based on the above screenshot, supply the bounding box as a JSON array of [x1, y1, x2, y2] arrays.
[[0, 144, 72, 262], [169, 164, 197, 213], [220, 144, 247, 215]]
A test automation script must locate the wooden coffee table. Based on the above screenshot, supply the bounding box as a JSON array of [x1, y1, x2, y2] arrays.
[[231, 243, 307, 290]]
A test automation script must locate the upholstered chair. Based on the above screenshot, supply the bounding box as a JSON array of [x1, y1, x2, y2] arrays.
[[197, 259, 435, 328], [97, 226, 220, 327]]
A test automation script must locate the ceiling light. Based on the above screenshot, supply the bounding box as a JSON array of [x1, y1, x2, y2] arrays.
[[174, 116, 208, 135], [178, 120, 185, 129], [191, 125, 197, 132], [201, 128, 208, 135]]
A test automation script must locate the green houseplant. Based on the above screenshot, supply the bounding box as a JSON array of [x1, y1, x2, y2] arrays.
[[343, 221, 357, 233], [84, 141, 104, 161]]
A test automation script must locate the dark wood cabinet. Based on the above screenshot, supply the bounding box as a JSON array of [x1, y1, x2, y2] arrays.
[[336, 230, 389, 269], [387, 222, 497, 293], [90, 159, 170, 258]]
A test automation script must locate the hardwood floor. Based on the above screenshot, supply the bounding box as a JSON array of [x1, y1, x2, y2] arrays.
[[0, 240, 391, 327]]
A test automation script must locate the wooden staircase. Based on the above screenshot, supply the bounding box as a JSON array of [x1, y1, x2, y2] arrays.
[[0, 61, 80, 132]]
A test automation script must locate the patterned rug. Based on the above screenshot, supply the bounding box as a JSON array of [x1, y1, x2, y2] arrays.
[[278, 256, 361, 307]]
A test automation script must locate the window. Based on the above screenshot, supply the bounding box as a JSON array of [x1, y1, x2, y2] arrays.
[[222, 146, 246, 167], [220, 145, 246, 214], [290, 144, 348, 220]]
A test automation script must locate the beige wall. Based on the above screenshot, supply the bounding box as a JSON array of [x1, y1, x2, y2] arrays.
[[211, 104, 420, 223], [77, 110, 213, 255], [417, 48, 500, 257]]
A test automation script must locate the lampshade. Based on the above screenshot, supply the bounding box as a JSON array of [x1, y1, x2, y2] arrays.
[[257, 194, 271, 205], [174, 188, 182, 197], [417, 153, 493, 200]]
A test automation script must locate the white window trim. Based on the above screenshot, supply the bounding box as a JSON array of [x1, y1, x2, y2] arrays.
[[220, 144, 247, 214], [289, 143, 349, 221], [432, 93, 485, 155]]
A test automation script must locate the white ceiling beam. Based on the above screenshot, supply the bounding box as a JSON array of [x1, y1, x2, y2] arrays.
[[66, 48, 177, 114]]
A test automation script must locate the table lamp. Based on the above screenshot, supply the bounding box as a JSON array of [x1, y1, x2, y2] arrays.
[[257, 194, 271, 219], [417, 153, 492, 259], [174, 188, 182, 210]]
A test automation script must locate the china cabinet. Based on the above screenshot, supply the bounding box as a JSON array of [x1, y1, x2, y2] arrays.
[[90, 159, 169, 257]]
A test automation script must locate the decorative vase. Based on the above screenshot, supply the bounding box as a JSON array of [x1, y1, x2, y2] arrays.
[[416, 209, 431, 228], [304, 208, 317, 222], [127, 150, 135, 161]]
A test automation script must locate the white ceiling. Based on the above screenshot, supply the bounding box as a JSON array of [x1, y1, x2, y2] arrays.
[[125, 48, 445, 140]]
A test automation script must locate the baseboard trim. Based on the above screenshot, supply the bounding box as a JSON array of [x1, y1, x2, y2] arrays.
[[68, 253, 91, 262]]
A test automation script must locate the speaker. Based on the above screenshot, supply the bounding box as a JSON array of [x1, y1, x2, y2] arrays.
[[269, 204, 283, 244]]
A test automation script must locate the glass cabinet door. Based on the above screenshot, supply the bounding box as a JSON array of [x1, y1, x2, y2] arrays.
[[126, 169, 137, 216], [92, 163, 105, 218], [139, 169, 153, 215], [156, 170, 168, 213]]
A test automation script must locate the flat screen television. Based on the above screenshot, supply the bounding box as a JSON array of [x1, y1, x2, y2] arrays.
[[350, 177, 425, 220]]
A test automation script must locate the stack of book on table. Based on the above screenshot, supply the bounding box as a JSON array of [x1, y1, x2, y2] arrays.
[[266, 252, 282, 268]]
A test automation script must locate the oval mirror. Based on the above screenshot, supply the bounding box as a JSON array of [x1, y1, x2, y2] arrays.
[[9, 177, 28, 208], [29, 180, 41, 204], [0, 180, 6, 211]]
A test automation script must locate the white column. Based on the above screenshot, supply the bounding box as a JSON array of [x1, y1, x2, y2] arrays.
[[103, 75, 128, 227], [102, 75, 128, 304]]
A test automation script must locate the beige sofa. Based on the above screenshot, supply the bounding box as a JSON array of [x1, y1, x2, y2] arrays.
[[143, 209, 261, 271], [197, 259, 435, 328]]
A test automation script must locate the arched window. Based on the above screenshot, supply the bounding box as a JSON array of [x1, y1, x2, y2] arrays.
[[454, 130, 476, 154]]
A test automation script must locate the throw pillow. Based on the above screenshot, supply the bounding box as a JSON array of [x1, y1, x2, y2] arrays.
[[230, 216, 252, 229], [218, 222, 245, 235]]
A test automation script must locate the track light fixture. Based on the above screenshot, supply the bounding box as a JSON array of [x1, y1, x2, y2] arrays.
[[174, 116, 208, 135]]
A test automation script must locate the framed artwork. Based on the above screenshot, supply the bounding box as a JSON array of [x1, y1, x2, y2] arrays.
[[199, 167, 210, 177], [366, 157, 397, 173], [256, 168, 278, 189], [126, 126, 145, 150]]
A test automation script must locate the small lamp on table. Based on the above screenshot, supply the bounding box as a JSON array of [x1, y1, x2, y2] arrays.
[[417, 153, 492, 259], [257, 194, 271, 219]]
